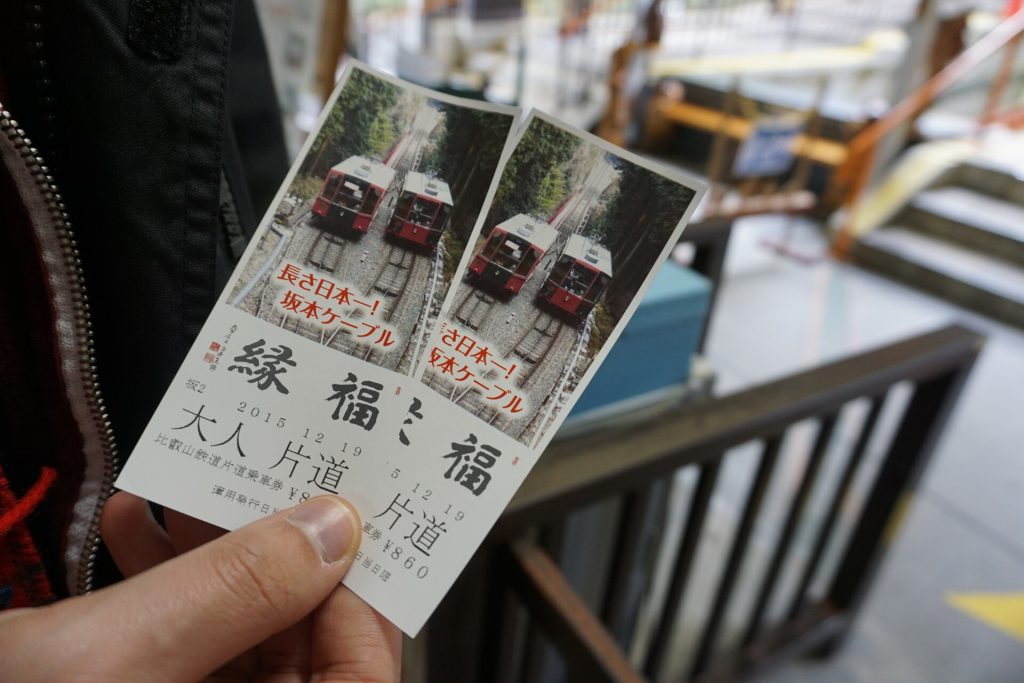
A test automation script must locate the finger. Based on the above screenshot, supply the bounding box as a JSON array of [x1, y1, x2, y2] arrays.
[[100, 492, 176, 577], [204, 647, 260, 682], [251, 618, 313, 683], [165, 507, 293, 683], [104, 493, 260, 680], [165, 506, 227, 554], [312, 585, 402, 683], [12, 495, 361, 683]]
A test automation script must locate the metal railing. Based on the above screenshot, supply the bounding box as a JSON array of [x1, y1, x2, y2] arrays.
[[425, 323, 983, 683]]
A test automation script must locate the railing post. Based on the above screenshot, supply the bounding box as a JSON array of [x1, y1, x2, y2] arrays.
[[742, 414, 838, 648], [518, 521, 568, 683], [831, 143, 874, 260], [505, 540, 646, 683], [601, 481, 670, 648], [822, 349, 981, 654], [685, 219, 734, 352], [787, 396, 885, 621], [427, 546, 492, 683], [689, 435, 784, 679], [643, 461, 722, 680]]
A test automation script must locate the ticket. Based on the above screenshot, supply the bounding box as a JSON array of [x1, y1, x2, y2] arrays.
[[116, 61, 706, 635]]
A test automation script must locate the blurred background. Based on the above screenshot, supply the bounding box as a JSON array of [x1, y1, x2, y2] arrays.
[[252, 1, 1023, 681]]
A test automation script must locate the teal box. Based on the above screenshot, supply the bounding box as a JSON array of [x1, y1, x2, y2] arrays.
[[569, 261, 711, 416]]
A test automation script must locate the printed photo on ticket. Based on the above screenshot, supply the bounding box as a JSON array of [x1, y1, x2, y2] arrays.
[[115, 63, 705, 636], [226, 64, 515, 375], [421, 111, 702, 451]]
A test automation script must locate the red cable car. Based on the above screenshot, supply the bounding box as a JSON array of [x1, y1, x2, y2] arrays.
[[538, 234, 613, 323], [311, 156, 396, 236], [468, 215, 558, 296], [385, 172, 453, 249]]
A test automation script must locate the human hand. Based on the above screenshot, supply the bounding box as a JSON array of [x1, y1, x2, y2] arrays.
[[0, 493, 401, 682]]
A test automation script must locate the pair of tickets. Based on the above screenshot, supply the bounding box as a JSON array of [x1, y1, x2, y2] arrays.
[[117, 61, 706, 636]]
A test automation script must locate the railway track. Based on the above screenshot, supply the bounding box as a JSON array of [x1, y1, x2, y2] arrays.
[[425, 369, 506, 430], [454, 289, 496, 331], [520, 315, 593, 446], [344, 242, 419, 363], [425, 307, 585, 443], [398, 246, 446, 376], [233, 103, 451, 371], [293, 106, 443, 365], [433, 185, 590, 427], [305, 230, 348, 274], [510, 311, 566, 379], [276, 311, 314, 338], [473, 406, 504, 429], [368, 243, 418, 320]]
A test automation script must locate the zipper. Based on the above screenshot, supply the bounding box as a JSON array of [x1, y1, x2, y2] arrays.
[[0, 105, 119, 595], [25, 1, 58, 166]]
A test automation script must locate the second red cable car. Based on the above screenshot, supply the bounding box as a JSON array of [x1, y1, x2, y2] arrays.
[[538, 234, 613, 323], [385, 172, 453, 249]]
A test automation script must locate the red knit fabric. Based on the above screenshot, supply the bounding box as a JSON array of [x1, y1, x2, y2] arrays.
[[0, 466, 56, 536], [0, 465, 56, 609]]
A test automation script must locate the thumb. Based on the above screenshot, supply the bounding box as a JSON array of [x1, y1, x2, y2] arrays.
[[2, 495, 361, 683]]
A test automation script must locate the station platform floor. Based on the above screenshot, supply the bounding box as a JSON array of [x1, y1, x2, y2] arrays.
[[702, 214, 1024, 683]]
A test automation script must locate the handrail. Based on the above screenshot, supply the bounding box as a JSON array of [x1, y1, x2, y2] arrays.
[[494, 323, 983, 536], [431, 323, 984, 683], [832, 8, 1024, 256]]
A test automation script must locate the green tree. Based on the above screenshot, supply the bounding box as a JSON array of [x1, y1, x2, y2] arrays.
[[302, 70, 402, 178], [586, 161, 696, 320], [426, 103, 516, 277], [534, 165, 568, 217], [489, 118, 582, 223], [366, 113, 397, 156]]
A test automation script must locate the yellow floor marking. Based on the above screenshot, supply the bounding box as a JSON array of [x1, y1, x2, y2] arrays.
[[946, 592, 1024, 643]]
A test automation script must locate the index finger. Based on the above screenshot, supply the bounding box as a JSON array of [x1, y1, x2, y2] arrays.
[[312, 584, 402, 683]]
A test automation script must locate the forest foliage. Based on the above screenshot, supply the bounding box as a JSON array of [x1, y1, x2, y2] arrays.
[[301, 69, 403, 181], [424, 104, 516, 283], [488, 119, 582, 226], [424, 105, 512, 243], [583, 159, 696, 358]]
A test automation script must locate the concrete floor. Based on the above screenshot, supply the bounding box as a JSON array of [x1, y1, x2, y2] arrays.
[[701, 214, 1024, 683]]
